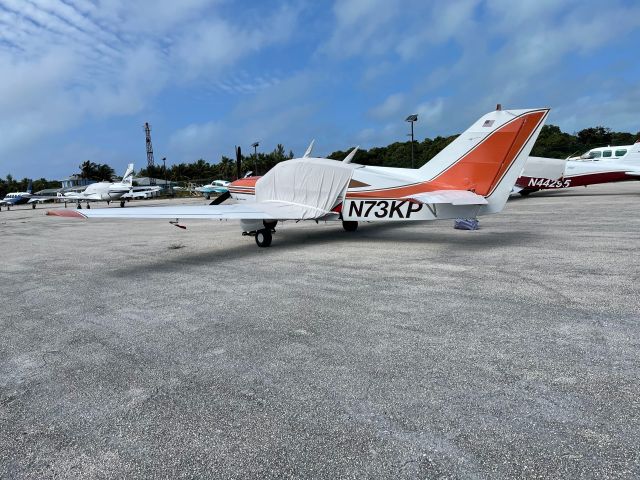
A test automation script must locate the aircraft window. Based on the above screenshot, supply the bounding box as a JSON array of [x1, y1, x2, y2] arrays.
[[615, 149, 627, 156], [602, 150, 612, 158]]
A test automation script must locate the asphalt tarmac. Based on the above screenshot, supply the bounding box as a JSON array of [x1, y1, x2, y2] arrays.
[[1, 184, 639, 479]]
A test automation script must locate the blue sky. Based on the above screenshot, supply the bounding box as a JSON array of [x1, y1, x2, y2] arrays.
[[1, 0, 640, 179]]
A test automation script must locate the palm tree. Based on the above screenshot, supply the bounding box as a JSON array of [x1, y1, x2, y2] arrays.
[[95, 164, 115, 181], [79, 160, 98, 179]]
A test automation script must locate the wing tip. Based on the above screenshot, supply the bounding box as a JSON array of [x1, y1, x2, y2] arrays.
[[47, 209, 87, 219]]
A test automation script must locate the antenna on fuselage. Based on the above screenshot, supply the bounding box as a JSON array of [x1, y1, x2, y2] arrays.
[[303, 140, 315, 158], [343, 146, 359, 164]]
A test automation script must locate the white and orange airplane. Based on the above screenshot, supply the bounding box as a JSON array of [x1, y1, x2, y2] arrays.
[[48, 107, 549, 247], [514, 141, 640, 196]]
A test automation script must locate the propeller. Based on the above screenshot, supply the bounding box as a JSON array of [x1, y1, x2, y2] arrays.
[[210, 191, 230, 205]]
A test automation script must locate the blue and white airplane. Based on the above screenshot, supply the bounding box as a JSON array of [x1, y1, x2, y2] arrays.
[[0, 180, 34, 210]]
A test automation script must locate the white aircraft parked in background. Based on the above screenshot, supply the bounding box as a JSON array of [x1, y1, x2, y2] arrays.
[[63, 164, 161, 208], [514, 141, 640, 195], [49, 107, 549, 247]]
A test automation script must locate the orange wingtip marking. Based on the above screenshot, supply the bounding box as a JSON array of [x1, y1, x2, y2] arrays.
[[46, 209, 86, 218]]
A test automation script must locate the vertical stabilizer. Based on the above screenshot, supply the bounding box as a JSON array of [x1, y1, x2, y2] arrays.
[[418, 108, 549, 212], [122, 164, 135, 186]]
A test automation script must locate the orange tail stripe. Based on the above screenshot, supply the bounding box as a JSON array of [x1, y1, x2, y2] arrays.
[[433, 110, 546, 196]]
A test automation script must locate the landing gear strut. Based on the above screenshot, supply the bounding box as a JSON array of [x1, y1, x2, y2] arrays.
[[342, 220, 358, 232]]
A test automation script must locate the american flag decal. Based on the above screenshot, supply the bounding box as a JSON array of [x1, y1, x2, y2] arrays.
[[483, 120, 495, 127]]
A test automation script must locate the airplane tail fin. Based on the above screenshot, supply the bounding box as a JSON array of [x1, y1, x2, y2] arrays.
[[26, 180, 33, 194], [122, 164, 134, 186], [418, 107, 549, 213]]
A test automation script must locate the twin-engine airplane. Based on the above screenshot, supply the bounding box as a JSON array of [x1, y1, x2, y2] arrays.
[[514, 141, 640, 196], [62, 164, 161, 208], [48, 107, 550, 247], [1, 180, 34, 210]]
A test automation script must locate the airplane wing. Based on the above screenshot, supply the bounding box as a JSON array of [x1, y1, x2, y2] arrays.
[[46, 202, 335, 221], [122, 186, 162, 199], [406, 190, 488, 205], [63, 193, 102, 201]]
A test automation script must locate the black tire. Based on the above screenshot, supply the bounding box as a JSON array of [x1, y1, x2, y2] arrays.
[[120, 200, 125, 208], [77, 204, 82, 209], [206, 194, 210, 200], [255, 228, 272, 247], [87, 204, 91, 209], [342, 220, 358, 232], [32, 203, 36, 209]]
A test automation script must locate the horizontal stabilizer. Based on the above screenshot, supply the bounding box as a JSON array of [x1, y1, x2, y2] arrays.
[[405, 190, 488, 205]]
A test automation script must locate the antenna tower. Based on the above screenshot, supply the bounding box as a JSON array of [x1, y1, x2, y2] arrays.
[[144, 122, 156, 185]]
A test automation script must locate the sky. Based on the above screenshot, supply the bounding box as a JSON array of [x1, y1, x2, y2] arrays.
[[1, 0, 640, 179]]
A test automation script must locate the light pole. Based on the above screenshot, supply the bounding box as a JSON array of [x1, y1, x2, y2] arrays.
[[405, 114, 418, 168], [162, 157, 168, 196], [251, 141, 259, 176]]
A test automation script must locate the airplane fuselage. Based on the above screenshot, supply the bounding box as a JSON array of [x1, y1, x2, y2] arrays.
[[516, 155, 639, 193], [1, 192, 32, 205], [65, 182, 130, 201]]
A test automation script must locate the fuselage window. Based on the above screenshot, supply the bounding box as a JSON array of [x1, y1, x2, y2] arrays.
[[615, 149, 627, 157], [602, 150, 612, 158], [588, 151, 602, 159]]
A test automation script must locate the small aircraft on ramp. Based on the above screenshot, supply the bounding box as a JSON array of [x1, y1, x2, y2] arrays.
[[514, 141, 640, 196], [0, 180, 34, 210], [48, 107, 549, 247], [195, 180, 230, 199], [62, 164, 161, 208]]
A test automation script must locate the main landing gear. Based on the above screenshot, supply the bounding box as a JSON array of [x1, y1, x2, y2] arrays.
[[247, 220, 277, 247], [342, 220, 358, 232], [255, 229, 272, 247]]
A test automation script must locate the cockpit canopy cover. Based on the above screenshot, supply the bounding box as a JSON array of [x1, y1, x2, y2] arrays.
[[255, 158, 356, 219]]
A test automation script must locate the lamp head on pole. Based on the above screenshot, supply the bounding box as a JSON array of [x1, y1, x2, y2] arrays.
[[405, 114, 418, 123], [251, 141, 259, 149]]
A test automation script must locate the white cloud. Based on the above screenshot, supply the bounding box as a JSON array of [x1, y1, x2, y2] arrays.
[[0, 0, 300, 167], [321, 0, 401, 58], [168, 72, 322, 162], [369, 93, 406, 119]]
